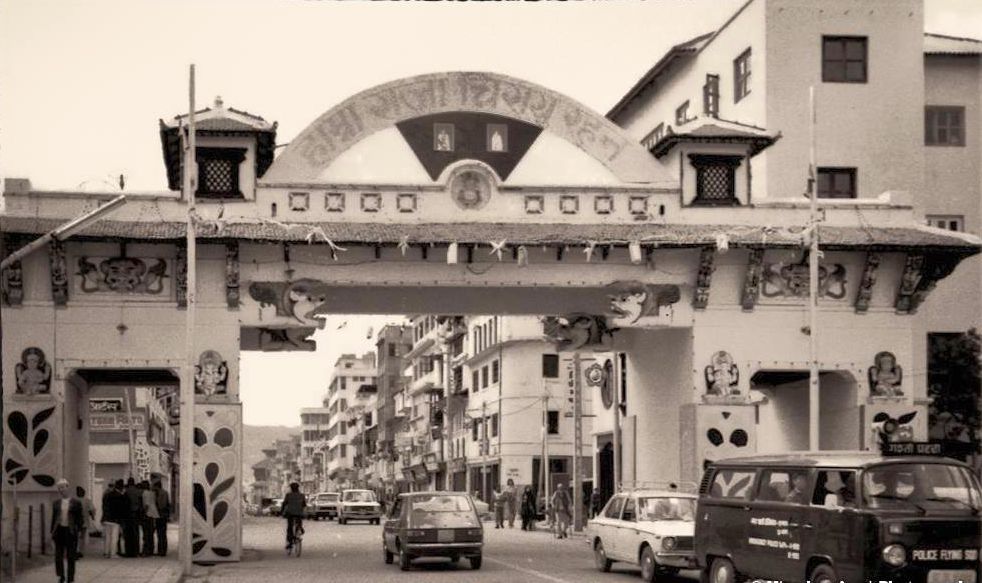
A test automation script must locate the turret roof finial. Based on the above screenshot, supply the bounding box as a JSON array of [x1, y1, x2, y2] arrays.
[[214, 95, 224, 109]]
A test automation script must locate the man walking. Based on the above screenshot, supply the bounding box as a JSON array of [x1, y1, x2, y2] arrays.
[[504, 479, 517, 528], [75, 487, 96, 558], [550, 483, 572, 539], [100, 481, 122, 558], [153, 480, 170, 556], [52, 479, 83, 583], [141, 480, 159, 556], [589, 488, 602, 519]]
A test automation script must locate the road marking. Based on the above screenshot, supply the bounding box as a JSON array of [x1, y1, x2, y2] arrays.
[[484, 556, 575, 583]]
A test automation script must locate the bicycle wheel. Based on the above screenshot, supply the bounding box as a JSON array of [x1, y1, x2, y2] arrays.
[[294, 537, 302, 557]]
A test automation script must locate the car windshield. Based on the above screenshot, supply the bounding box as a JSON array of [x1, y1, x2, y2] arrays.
[[638, 497, 696, 521], [863, 463, 982, 513], [317, 494, 338, 501], [409, 495, 478, 528], [343, 491, 376, 503]]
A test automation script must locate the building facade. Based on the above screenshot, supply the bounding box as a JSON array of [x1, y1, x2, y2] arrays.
[[299, 407, 330, 494], [324, 353, 377, 489]]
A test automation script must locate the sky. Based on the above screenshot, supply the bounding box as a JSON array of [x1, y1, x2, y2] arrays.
[[1, 0, 980, 425]]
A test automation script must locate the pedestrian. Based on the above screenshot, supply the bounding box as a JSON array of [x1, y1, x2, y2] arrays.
[[504, 479, 517, 528], [520, 485, 537, 531], [51, 478, 83, 583], [550, 483, 572, 539], [153, 480, 170, 556], [123, 477, 142, 557], [141, 480, 159, 556], [75, 486, 96, 558], [493, 489, 506, 529], [100, 481, 122, 558], [589, 488, 601, 519]]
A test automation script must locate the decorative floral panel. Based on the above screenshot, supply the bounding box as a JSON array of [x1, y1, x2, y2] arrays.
[[628, 196, 648, 215], [524, 195, 543, 214], [360, 193, 382, 212], [192, 404, 242, 562], [594, 195, 614, 215], [288, 191, 309, 211], [559, 195, 579, 214], [75, 257, 171, 299], [3, 400, 61, 491], [325, 192, 345, 212], [397, 193, 417, 213]]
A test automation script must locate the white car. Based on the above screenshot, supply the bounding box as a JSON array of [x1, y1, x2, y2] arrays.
[[312, 492, 341, 520], [338, 489, 382, 524], [587, 490, 698, 582]]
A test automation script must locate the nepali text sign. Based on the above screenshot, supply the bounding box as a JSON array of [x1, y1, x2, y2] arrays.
[[90, 411, 146, 432], [89, 398, 123, 413]]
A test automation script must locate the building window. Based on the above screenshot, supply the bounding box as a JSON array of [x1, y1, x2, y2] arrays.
[[524, 195, 544, 214], [388, 344, 398, 357], [361, 193, 382, 212], [594, 195, 614, 215], [703, 74, 720, 117], [195, 147, 246, 198], [487, 124, 508, 152], [491, 360, 499, 384], [675, 101, 690, 125], [325, 192, 345, 212], [434, 123, 454, 152], [628, 196, 648, 215], [925, 106, 965, 147], [926, 215, 964, 232], [491, 413, 499, 438], [547, 411, 559, 435], [822, 36, 867, 83], [472, 420, 479, 441], [397, 193, 418, 213], [689, 155, 741, 205], [340, 444, 347, 458], [733, 48, 752, 101], [560, 195, 579, 214], [289, 191, 309, 211], [340, 423, 346, 436], [817, 167, 857, 199], [542, 354, 559, 379], [481, 365, 489, 389]]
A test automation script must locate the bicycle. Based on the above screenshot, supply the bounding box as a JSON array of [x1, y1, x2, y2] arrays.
[[288, 524, 304, 557]]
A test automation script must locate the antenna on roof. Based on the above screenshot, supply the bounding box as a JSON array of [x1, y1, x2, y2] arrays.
[[118, 174, 126, 191]]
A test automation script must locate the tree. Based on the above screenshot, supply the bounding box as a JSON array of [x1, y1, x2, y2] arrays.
[[927, 328, 981, 460]]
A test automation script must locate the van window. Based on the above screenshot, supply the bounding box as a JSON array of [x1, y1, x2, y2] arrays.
[[813, 470, 857, 507], [604, 496, 625, 519], [756, 470, 792, 502], [622, 497, 637, 522], [709, 469, 756, 499]]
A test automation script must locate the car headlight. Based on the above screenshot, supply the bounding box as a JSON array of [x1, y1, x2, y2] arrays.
[[662, 537, 677, 551], [882, 544, 906, 567]]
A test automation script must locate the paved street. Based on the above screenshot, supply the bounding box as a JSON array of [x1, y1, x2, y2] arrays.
[[185, 517, 699, 583]]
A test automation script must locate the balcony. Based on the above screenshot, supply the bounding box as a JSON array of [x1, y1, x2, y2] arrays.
[[410, 365, 444, 396]]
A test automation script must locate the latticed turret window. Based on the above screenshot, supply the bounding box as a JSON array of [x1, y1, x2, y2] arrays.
[[195, 147, 246, 198], [689, 154, 742, 205]]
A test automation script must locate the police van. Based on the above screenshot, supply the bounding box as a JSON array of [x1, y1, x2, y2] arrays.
[[695, 452, 981, 583]]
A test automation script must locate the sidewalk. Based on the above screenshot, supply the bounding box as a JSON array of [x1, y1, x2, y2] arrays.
[[12, 526, 180, 583]]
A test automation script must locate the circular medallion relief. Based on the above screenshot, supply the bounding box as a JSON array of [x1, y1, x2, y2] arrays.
[[449, 167, 492, 210]]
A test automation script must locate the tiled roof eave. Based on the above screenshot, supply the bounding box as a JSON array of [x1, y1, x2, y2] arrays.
[[1, 217, 977, 255], [651, 134, 776, 159]]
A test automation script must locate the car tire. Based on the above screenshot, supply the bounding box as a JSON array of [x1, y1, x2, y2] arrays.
[[469, 555, 482, 570], [383, 543, 394, 565], [640, 546, 660, 582], [809, 563, 838, 583], [398, 543, 411, 571], [593, 539, 613, 573], [339, 517, 346, 525], [709, 557, 738, 583]]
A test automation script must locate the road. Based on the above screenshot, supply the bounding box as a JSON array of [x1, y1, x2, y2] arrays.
[[185, 516, 701, 583]]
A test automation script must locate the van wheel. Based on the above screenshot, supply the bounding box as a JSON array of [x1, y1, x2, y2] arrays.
[[640, 546, 658, 582], [809, 563, 837, 583], [594, 539, 612, 572], [710, 557, 738, 583]]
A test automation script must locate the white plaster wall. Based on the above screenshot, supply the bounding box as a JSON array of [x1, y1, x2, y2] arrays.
[[764, 0, 925, 201]]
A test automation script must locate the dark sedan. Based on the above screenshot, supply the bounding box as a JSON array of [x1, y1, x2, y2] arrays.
[[382, 491, 484, 571]]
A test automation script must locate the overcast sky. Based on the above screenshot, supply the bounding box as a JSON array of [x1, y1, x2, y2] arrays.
[[2, 0, 980, 425]]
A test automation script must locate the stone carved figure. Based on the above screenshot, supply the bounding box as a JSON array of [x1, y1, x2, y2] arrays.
[[78, 257, 167, 294], [450, 168, 491, 210], [194, 350, 229, 397], [3, 257, 24, 305], [704, 351, 740, 396], [869, 351, 903, 397], [606, 281, 680, 326], [542, 314, 611, 351], [15, 347, 52, 395], [49, 241, 69, 305]]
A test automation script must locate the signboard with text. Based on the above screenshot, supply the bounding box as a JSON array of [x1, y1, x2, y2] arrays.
[[89, 398, 123, 413], [881, 440, 977, 458], [90, 411, 146, 432]]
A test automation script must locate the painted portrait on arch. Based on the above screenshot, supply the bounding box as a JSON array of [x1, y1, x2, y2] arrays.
[[15, 347, 52, 396]]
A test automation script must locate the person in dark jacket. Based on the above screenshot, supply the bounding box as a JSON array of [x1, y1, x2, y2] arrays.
[[281, 482, 306, 550], [520, 485, 537, 531], [153, 480, 170, 556], [52, 479, 84, 583], [123, 477, 143, 557], [100, 482, 122, 558]]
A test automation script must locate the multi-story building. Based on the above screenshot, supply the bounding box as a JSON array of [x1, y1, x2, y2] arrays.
[[249, 435, 302, 505], [299, 407, 330, 494], [373, 324, 413, 491], [324, 352, 377, 489]]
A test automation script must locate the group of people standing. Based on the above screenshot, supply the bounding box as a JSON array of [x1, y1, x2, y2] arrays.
[[482, 480, 585, 539], [99, 477, 170, 559]]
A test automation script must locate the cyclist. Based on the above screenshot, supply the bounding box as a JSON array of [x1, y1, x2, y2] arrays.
[[281, 482, 306, 551]]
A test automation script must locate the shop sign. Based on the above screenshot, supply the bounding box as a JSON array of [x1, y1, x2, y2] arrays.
[[91, 411, 146, 431], [90, 398, 123, 413], [881, 440, 977, 457]]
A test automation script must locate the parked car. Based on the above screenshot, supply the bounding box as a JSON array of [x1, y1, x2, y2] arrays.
[[339, 489, 382, 524], [588, 489, 698, 581], [312, 492, 341, 520], [472, 498, 491, 521], [695, 452, 982, 583], [382, 491, 484, 571], [267, 498, 284, 516]]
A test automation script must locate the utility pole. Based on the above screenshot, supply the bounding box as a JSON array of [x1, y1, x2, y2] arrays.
[[612, 354, 621, 493], [481, 400, 489, 501], [179, 64, 197, 577], [808, 86, 821, 451], [123, 386, 137, 479], [571, 352, 583, 532], [540, 385, 550, 505]]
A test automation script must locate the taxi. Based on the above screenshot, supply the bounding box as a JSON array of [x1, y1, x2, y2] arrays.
[[587, 487, 698, 581]]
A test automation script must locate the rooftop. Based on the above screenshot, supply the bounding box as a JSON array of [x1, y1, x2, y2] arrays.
[[924, 32, 982, 55]]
